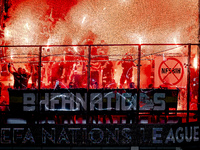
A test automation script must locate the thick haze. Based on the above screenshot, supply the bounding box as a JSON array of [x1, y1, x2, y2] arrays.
[[4, 0, 198, 45]]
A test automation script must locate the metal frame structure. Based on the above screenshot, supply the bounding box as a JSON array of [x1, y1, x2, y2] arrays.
[[0, 43, 199, 149], [0, 43, 198, 123]]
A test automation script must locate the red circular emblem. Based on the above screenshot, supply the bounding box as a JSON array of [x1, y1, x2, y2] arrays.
[[158, 58, 184, 85]]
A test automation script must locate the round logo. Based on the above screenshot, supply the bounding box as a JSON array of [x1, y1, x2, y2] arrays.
[[158, 58, 184, 85]]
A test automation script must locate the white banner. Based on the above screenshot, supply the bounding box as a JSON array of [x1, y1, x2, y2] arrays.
[[154, 57, 187, 88]]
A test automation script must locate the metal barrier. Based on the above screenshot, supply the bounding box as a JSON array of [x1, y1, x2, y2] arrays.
[[0, 43, 199, 124]]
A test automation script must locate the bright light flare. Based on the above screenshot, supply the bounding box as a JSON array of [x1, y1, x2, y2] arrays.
[[72, 40, 78, 52], [193, 54, 198, 69], [47, 41, 50, 47], [139, 37, 142, 45], [119, 0, 130, 4], [25, 37, 29, 43], [5, 29, 10, 38], [25, 23, 30, 30], [73, 46, 78, 52], [121, 0, 128, 2], [173, 38, 177, 44], [173, 38, 178, 48], [82, 16, 86, 24]]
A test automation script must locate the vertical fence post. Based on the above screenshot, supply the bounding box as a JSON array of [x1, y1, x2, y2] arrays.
[[198, 0, 200, 122], [86, 45, 91, 124], [187, 44, 191, 123], [87, 46, 91, 90], [198, 44, 200, 122], [37, 46, 42, 124], [136, 44, 141, 123], [38, 46, 42, 90]]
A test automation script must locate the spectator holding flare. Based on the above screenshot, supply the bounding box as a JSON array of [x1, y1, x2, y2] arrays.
[[73, 61, 84, 88], [8, 63, 23, 89], [21, 68, 31, 88], [25, 53, 39, 88], [98, 51, 115, 88], [64, 50, 75, 85], [50, 57, 65, 88], [90, 46, 101, 88], [118, 53, 136, 88]]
